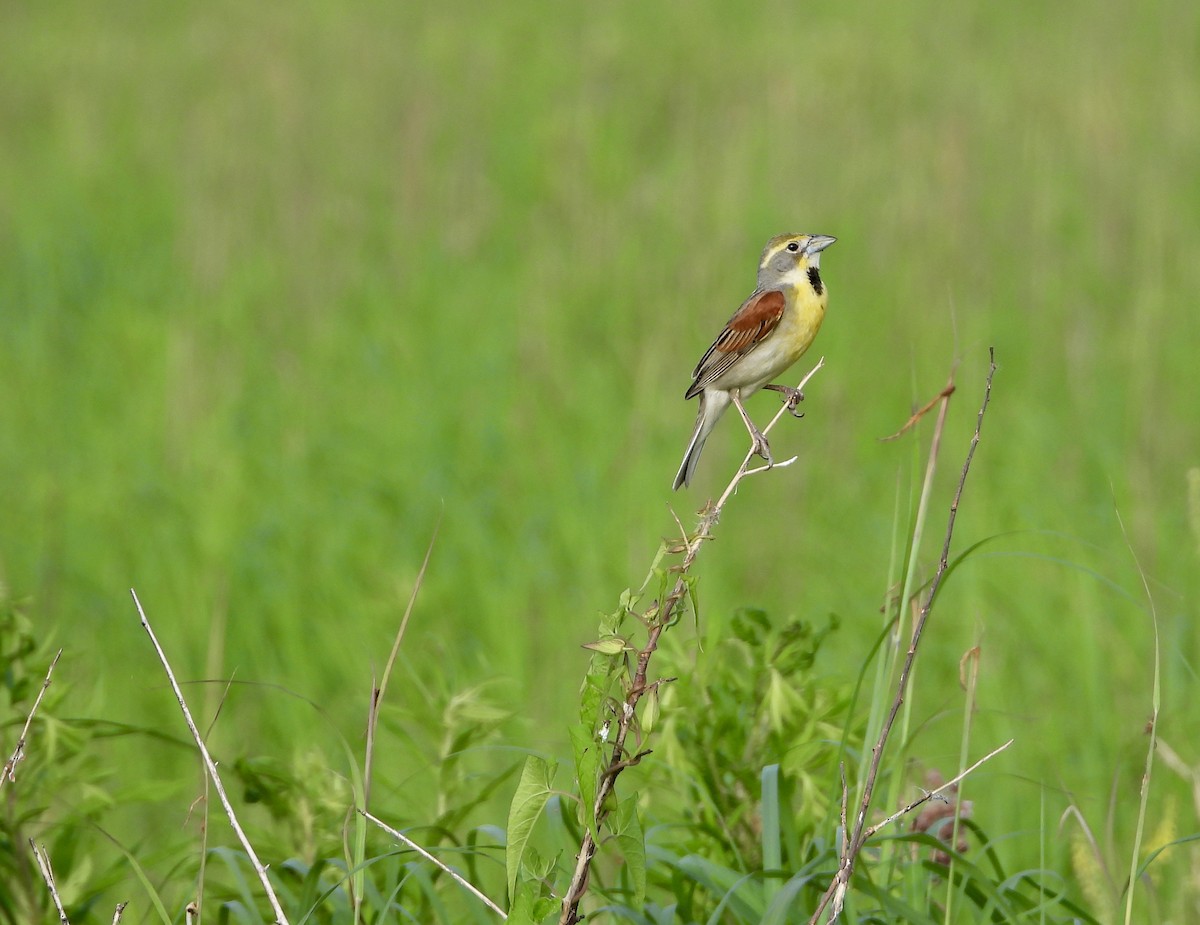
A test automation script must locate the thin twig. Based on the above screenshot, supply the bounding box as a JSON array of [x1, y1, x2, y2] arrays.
[[31, 841, 70, 924], [361, 810, 507, 919], [1, 649, 62, 789], [838, 763, 849, 855], [366, 515, 441, 808], [714, 358, 825, 511], [863, 738, 1012, 839], [560, 361, 825, 925], [1114, 503, 1160, 923], [191, 677, 233, 925], [880, 380, 957, 442], [809, 348, 997, 924], [131, 589, 291, 925]]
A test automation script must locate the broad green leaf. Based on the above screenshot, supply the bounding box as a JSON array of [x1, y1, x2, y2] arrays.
[[506, 755, 557, 898], [507, 878, 539, 924], [569, 723, 601, 844], [616, 795, 647, 907], [579, 669, 605, 727]]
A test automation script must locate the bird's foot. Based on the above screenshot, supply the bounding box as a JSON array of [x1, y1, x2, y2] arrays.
[[750, 427, 774, 466], [764, 384, 805, 418]]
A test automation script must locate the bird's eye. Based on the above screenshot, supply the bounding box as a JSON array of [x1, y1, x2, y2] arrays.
[[786, 241, 800, 252]]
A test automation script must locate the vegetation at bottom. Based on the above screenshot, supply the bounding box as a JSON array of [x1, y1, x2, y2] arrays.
[[4, 448, 1155, 923], [3, 0, 1200, 922]]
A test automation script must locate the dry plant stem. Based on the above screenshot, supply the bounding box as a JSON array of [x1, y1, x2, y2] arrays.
[[808, 349, 997, 925], [191, 676, 232, 925], [864, 738, 1012, 839], [838, 763, 849, 853], [559, 360, 825, 925], [1114, 505, 1160, 925], [365, 516, 440, 808], [1, 648, 62, 789], [130, 589, 291, 925], [361, 810, 507, 919], [31, 841, 70, 925], [880, 380, 957, 442]]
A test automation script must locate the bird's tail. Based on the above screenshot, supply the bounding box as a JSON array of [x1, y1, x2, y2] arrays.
[[672, 391, 731, 490]]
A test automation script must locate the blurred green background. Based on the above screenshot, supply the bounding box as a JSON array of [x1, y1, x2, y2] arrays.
[[2, 0, 1198, 913]]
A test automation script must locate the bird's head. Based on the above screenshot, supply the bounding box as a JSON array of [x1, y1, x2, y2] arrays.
[[757, 233, 837, 290]]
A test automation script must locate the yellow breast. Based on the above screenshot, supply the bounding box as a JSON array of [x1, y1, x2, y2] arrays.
[[775, 278, 828, 366]]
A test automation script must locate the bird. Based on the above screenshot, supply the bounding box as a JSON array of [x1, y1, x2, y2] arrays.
[[672, 233, 836, 491]]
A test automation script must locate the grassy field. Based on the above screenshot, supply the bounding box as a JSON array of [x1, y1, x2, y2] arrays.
[[2, 0, 1199, 920]]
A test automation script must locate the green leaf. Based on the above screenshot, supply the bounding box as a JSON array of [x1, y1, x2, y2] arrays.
[[761, 869, 821, 925], [615, 796, 647, 907], [680, 572, 700, 631], [639, 541, 670, 593], [507, 878, 539, 924], [673, 854, 763, 921], [506, 755, 557, 899], [579, 669, 605, 727], [569, 723, 601, 844], [761, 763, 782, 909], [764, 667, 802, 733], [599, 604, 624, 636], [761, 763, 782, 871], [581, 636, 630, 655], [521, 845, 559, 882], [731, 607, 769, 645], [642, 683, 661, 735], [508, 870, 560, 923]]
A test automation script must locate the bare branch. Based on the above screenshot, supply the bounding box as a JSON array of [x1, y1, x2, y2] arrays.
[[366, 515, 440, 807], [361, 810, 506, 919], [30, 841, 70, 925], [863, 738, 1013, 838], [131, 589, 291, 925], [713, 358, 826, 511], [880, 380, 957, 442], [1, 649, 62, 789]]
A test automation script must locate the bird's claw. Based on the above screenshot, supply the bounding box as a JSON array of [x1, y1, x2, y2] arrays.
[[751, 430, 774, 466], [766, 384, 806, 417]]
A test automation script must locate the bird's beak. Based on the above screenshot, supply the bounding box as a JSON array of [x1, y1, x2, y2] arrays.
[[806, 234, 837, 255]]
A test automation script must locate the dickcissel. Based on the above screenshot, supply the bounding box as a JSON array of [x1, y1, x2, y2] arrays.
[[672, 233, 836, 490]]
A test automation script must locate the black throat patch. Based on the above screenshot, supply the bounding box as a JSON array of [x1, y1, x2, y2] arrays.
[[807, 266, 824, 295]]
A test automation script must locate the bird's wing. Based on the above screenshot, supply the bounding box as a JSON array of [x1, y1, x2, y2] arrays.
[[684, 289, 786, 399]]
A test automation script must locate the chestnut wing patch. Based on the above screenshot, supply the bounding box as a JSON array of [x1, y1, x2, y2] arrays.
[[685, 289, 786, 399]]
